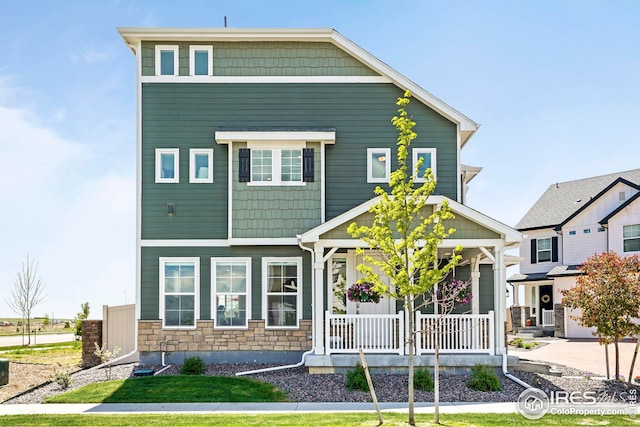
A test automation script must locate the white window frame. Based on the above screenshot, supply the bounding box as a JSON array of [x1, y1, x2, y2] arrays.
[[189, 149, 213, 183], [623, 224, 640, 253], [159, 257, 199, 329], [568, 230, 577, 236], [211, 257, 251, 329], [247, 141, 305, 186], [412, 148, 437, 182], [262, 257, 302, 329], [537, 238, 552, 263], [189, 45, 213, 76], [155, 45, 179, 76], [367, 148, 391, 183], [155, 148, 180, 183]]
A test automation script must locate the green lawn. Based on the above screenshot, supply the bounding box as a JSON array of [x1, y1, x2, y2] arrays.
[[0, 413, 639, 426], [44, 376, 289, 403]]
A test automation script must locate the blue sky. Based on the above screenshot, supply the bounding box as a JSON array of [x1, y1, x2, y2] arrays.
[[1, 0, 639, 319]]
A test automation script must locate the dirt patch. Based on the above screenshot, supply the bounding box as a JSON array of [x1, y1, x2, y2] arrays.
[[0, 362, 79, 403]]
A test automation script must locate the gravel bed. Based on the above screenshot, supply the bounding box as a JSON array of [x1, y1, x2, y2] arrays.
[[5, 361, 640, 405]]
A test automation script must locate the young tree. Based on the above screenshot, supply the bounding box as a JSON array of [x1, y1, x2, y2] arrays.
[[6, 255, 46, 345], [347, 91, 462, 425], [562, 252, 640, 381], [74, 302, 90, 338]]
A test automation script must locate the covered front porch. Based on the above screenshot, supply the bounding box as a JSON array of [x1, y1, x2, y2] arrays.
[[298, 195, 523, 372]]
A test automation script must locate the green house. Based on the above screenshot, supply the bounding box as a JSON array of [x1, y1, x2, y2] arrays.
[[118, 27, 522, 372]]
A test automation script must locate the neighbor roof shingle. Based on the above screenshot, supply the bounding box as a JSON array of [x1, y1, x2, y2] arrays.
[[515, 168, 640, 230]]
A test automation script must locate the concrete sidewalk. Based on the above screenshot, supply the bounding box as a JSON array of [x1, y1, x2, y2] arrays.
[[0, 401, 520, 415]]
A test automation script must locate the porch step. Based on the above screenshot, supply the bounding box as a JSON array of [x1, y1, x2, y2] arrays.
[[513, 360, 562, 376], [516, 327, 543, 338]]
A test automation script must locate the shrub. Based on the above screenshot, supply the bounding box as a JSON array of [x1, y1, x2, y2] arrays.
[[53, 368, 72, 389], [346, 363, 371, 392], [181, 356, 205, 375], [414, 368, 434, 391], [466, 364, 502, 392]]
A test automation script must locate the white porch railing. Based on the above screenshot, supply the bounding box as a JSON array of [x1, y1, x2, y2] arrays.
[[415, 311, 494, 355], [325, 310, 496, 355], [325, 311, 404, 355], [542, 309, 555, 327]]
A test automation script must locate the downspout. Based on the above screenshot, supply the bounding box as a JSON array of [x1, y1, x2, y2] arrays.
[[236, 237, 316, 376], [496, 245, 533, 389]]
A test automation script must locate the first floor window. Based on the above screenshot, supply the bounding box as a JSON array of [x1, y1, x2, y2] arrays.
[[623, 224, 640, 252], [156, 148, 179, 183], [412, 148, 437, 182], [264, 257, 301, 328], [160, 258, 199, 328], [367, 148, 390, 183], [212, 258, 250, 328]]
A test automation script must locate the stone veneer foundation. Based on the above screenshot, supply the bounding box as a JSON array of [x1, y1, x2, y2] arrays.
[[138, 319, 312, 354]]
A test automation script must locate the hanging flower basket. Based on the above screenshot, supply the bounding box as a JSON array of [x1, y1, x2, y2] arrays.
[[347, 282, 381, 303]]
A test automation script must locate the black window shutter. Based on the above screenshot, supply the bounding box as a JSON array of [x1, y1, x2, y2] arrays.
[[239, 149, 250, 182], [551, 236, 559, 262], [303, 148, 314, 182], [530, 239, 537, 264]]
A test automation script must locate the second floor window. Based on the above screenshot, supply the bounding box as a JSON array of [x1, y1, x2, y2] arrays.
[[367, 148, 390, 183], [623, 224, 640, 252], [530, 236, 558, 264], [537, 238, 552, 262], [413, 148, 437, 182], [239, 146, 313, 185], [156, 148, 179, 183]]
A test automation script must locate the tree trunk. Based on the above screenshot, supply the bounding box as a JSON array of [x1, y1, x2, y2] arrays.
[[615, 338, 620, 380], [605, 341, 610, 379], [628, 337, 640, 385], [434, 338, 440, 424], [407, 297, 415, 426]]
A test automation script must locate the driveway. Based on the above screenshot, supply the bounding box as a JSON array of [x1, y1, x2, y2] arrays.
[[510, 338, 640, 379]]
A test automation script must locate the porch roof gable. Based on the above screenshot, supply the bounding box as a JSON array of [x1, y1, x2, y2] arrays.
[[298, 195, 522, 245]]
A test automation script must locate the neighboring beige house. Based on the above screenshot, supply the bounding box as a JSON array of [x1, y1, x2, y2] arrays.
[[509, 169, 640, 338]]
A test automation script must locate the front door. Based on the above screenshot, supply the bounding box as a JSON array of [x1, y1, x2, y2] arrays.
[[346, 251, 394, 315], [539, 284, 553, 325]]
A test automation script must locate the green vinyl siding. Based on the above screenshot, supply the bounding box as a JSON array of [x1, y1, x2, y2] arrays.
[[140, 246, 311, 322], [141, 41, 378, 77], [141, 83, 458, 239]]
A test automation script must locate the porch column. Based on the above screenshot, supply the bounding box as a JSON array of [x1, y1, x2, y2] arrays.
[[313, 245, 325, 355], [493, 246, 506, 355], [470, 254, 481, 315], [512, 283, 520, 306]]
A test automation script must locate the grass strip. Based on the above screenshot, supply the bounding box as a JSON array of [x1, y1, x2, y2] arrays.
[[44, 376, 289, 403], [1, 413, 639, 426]]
